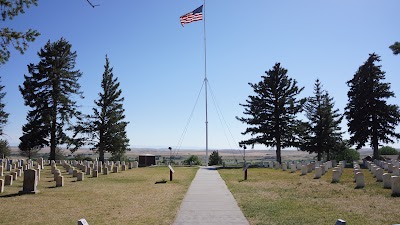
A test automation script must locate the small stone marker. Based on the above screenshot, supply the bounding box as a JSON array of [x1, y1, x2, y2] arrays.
[[376, 168, 383, 182], [73, 169, 79, 177], [301, 165, 307, 175], [383, 173, 392, 189], [320, 165, 326, 175], [113, 166, 118, 173], [77, 172, 84, 181], [121, 165, 127, 171], [391, 176, 400, 196], [11, 171, 18, 180], [388, 163, 394, 173], [133, 161, 138, 168], [86, 167, 92, 176], [92, 170, 98, 178], [355, 172, 365, 188], [54, 169, 61, 181], [56, 175, 64, 187], [5, 174, 13, 186], [332, 170, 340, 183], [394, 167, 400, 176], [103, 167, 109, 175], [243, 163, 250, 180], [0, 179, 4, 193], [168, 165, 175, 181], [78, 218, 89, 225], [19, 169, 39, 194], [97, 166, 102, 173], [290, 164, 296, 173], [335, 219, 346, 225], [282, 163, 287, 171], [0, 166, 3, 176], [307, 164, 313, 173], [315, 167, 322, 179]]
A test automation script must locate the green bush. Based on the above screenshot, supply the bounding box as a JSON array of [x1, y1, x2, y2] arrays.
[[379, 146, 398, 155], [209, 150, 222, 166], [330, 141, 360, 162], [183, 155, 202, 165], [0, 139, 10, 158]]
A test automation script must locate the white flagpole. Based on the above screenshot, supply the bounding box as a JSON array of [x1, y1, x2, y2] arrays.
[[203, 0, 209, 167]]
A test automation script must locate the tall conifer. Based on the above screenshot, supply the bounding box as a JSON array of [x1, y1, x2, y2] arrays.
[[88, 55, 130, 162], [345, 53, 400, 159], [299, 79, 343, 161], [237, 63, 305, 163], [0, 76, 9, 135], [19, 38, 83, 160]]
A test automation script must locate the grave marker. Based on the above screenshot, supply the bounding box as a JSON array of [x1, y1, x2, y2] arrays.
[[383, 173, 391, 189], [392, 176, 400, 196], [56, 175, 64, 187], [332, 170, 340, 183], [19, 169, 39, 194], [168, 165, 174, 181], [355, 172, 364, 188], [314, 167, 322, 179], [0, 179, 4, 193], [243, 163, 250, 180], [77, 172, 84, 181]]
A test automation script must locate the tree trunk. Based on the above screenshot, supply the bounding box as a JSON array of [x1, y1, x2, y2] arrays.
[[372, 114, 379, 160], [276, 134, 282, 164], [326, 148, 330, 161]]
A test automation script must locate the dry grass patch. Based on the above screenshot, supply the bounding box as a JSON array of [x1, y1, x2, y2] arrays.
[[0, 165, 197, 225], [219, 167, 400, 225]]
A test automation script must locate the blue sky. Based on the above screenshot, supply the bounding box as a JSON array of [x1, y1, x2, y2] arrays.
[[1, 0, 399, 151]]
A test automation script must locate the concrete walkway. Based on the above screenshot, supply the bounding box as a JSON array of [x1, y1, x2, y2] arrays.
[[173, 167, 249, 225]]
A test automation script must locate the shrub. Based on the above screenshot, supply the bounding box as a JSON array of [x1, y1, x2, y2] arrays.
[[0, 139, 11, 158], [183, 155, 202, 165], [379, 146, 398, 155], [330, 141, 360, 162], [209, 150, 222, 166]]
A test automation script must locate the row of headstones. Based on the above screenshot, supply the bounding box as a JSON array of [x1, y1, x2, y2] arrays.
[[0, 161, 42, 193], [360, 160, 400, 195], [262, 159, 341, 180], [0, 159, 37, 173], [48, 160, 139, 187]]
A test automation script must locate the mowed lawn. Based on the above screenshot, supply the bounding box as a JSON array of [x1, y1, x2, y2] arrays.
[[219, 167, 400, 225], [0, 165, 198, 225]]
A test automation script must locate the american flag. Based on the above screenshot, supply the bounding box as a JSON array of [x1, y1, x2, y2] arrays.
[[180, 5, 203, 27]]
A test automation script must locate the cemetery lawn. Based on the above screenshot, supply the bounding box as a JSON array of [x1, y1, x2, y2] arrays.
[[0, 166, 198, 225], [219, 167, 399, 225]]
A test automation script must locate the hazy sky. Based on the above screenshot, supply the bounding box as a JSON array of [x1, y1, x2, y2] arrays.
[[1, 0, 399, 152]]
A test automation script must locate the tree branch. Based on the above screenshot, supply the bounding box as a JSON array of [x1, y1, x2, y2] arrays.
[[86, 0, 100, 8]]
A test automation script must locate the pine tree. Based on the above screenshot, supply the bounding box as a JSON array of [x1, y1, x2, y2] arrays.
[[237, 63, 306, 164], [389, 42, 400, 55], [0, 76, 9, 135], [208, 150, 222, 166], [299, 79, 343, 161], [0, 0, 40, 65], [87, 55, 130, 162], [345, 53, 400, 160], [19, 38, 83, 160]]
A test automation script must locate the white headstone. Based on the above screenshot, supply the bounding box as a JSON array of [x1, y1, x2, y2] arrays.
[[383, 173, 392, 189], [355, 172, 364, 188], [391, 176, 400, 196]]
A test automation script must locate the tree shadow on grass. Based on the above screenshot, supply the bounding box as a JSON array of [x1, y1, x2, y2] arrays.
[[0, 193, 21, 198]]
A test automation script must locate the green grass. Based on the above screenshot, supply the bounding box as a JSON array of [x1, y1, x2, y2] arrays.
[[219, 167, 400, 225], [0, 165, 198, 225]]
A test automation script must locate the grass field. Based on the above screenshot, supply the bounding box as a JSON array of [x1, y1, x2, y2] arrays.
[[0, 165, 198, 225], [219, 167, 400, 225]]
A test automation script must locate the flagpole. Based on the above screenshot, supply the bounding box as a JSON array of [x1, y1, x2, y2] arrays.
[[203, 0, 209, 167]]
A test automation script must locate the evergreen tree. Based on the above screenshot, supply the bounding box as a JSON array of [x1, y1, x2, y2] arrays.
[[299, 79, 343, 161], [208, 150, 222, 166], [345, 53, 400, 160], [0, 76, 9, 135], [85, 55, 130, 162], [19, 38, 83, 160], [0, 0, 40, 65], [389, 42, 400, 55], [0, 139, 10, 158], [237, 63, 306, 164]]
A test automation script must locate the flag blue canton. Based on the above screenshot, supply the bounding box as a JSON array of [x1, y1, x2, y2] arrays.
[[180, 5, 203, 27]]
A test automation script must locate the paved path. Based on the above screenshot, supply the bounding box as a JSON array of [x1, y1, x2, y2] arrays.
[[173, 167, 249, 225]]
